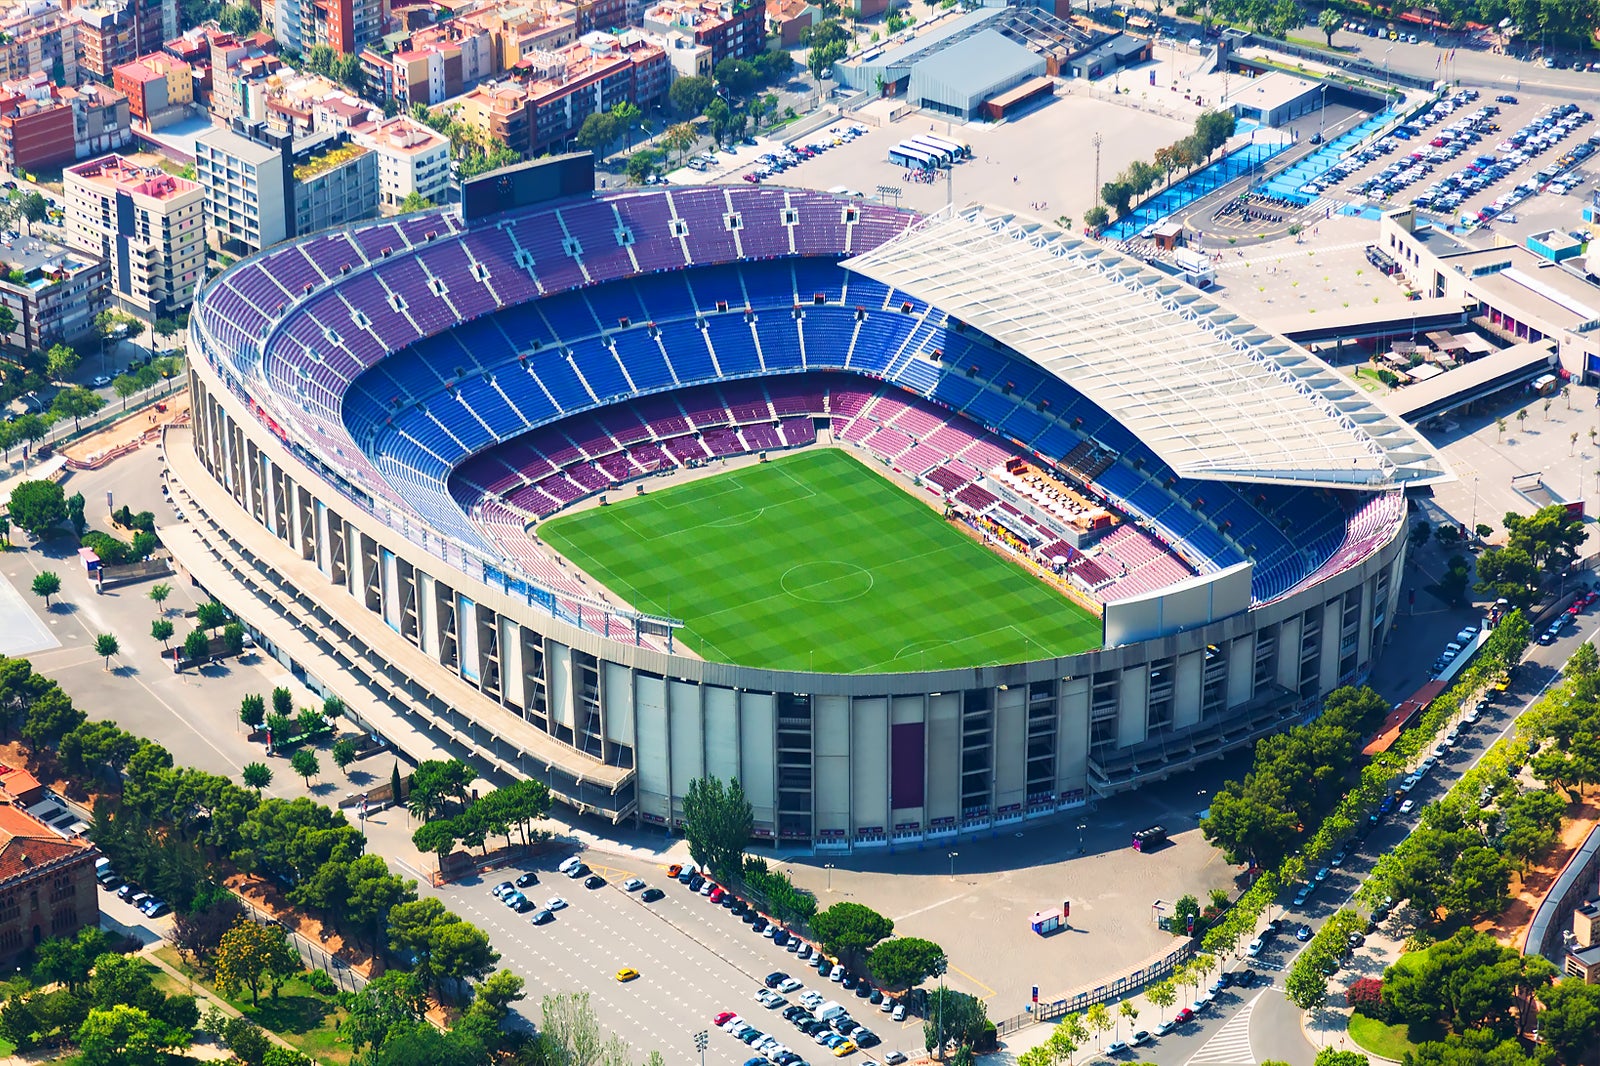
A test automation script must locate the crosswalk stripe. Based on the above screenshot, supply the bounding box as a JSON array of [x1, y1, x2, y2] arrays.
[[1182, 993, 1259, 1066]]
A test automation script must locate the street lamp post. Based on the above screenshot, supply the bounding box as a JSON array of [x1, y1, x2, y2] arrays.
[[1076, 823, 1087, 854], [947, 851, 959, 878], [824, 863, 835, 891], [694, 1030, 708, 1066], [1384, 47, 1394, 109], [1318, 85, 1327, 144]]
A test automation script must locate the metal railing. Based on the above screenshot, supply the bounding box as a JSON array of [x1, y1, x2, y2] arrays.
[[994, 941, 1193, 1036]]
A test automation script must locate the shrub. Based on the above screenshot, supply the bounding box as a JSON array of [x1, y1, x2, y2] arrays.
[[1347, 976, 1385, 1020], [304, 968, 335, 995]]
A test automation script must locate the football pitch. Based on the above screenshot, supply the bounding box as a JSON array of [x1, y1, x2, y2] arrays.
[[539, 448, 1102, 673]]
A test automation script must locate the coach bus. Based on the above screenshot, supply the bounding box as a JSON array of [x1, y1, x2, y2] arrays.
[[916, 133, 971, 160], [888, 143, 939, 170], [903, 137, 956, 167]]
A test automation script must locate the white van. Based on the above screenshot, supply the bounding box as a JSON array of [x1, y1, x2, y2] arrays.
[[816, 1001, 848, 1023]]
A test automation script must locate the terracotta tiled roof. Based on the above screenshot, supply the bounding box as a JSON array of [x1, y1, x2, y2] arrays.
[[0, 804, 90, 884]]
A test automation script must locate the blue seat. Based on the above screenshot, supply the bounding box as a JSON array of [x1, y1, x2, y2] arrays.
[[705, 317, 761, 376], [570, 339, 631, 400], [527, 352, 591, 411], [658, 321, 716, 382], [614, 331, 676, 391]]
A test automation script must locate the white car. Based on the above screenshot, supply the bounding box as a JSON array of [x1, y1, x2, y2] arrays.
[[779, 978, 804, 994], [557, 856, 582, 875], [547, 896, 569, 910], [891, 1005, 906, 1022], [800, 991, 825, 1009], [623, 877, 646, 891], [1399, 799, 1416, 815], [722, 1017, 749, 1033], [1247, 937, 1264, 957]]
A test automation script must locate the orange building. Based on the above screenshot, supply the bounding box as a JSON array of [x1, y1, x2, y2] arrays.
[[0, 802, 99, 961]]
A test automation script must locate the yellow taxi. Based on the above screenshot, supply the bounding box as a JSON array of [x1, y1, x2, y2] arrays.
[[832, 1041, 857, 1057], [615, 968, 640, 983]]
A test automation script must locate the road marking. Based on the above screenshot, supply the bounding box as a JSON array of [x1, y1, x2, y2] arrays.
[[1183, 991, 1261, 1066], [889, 892, 967, 924]]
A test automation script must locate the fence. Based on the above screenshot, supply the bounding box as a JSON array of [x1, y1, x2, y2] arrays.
[[994, 941, 1193, 1036], [232, 892, 369, 995]]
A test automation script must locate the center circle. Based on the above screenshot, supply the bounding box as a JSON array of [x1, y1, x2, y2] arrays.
[[780, 561, 874, 604]]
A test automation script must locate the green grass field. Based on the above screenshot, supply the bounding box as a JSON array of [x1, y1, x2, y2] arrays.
[[540, 448, 1102, 673]]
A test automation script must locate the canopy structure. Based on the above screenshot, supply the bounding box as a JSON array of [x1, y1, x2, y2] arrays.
[[843, 206, 1451, 490]]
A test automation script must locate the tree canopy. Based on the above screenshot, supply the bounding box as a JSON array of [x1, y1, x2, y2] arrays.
[[682, 775, 753, 884], [811, 901, 893, 969], [9, 479, 66, 538]]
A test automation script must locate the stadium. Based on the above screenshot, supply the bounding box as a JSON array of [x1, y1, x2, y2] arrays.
[[177, 160, 1449, 847]]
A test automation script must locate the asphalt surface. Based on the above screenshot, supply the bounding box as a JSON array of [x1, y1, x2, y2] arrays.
[[428, 860, 923, 1066]]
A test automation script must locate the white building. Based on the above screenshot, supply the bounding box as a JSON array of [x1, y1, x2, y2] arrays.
[[63, 153, 205, 317], [195, 122, 288, 254], [351, 115, 450, 213]]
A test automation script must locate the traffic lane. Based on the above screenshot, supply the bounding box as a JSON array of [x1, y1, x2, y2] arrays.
[[446, 879, 780, 1064]]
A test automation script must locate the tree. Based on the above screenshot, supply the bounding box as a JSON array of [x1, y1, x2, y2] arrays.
[[223, 622, 246, 655], [183, 628, 209, 663], [340, 970, 428, 1051], [1201, 782, 1299, 868], [813, 901, 894, 970], [22, 686, 84, 748], [0, 305, 14, 344], [64, 492, 85, 538], [241, 762, 272, 794], [214, 918, 300, 1006], [575, 112, 621, 157], [1117, 1000, 1138, 1040], [76, 1004, 189, 1066], [219, 0, 259, 32], [10, 480, 67, 538], [30, 570, 60, 606], [1285, 964, 1327, 1009], [1084, 1003, 1112, 1051], [44, 342, 80, 382], [332, 737, 359, 776], [51, 385, 104, 429], [149, 582, 172, 615], [682, 775, 753, 883], [1146, 980, 1176, 1021], [1318, 6, 1342, 43], [220, 1018, 270, 1066], [662, 122, 697, 164], [94, 633, 119, 670], [290, 748, 319, 785], [363, 1024, 486, 1066], [626, 149, 664, 184], [238, 688, 264, 729], [272, 685, 294, 717], [1171, 893, 1202, 934], [1537, 978, 1600, 1066], [704, 97, 732, 145], [669, 75, 714, 116], [1268, 0, 1304, 36], [714, 57, 758, 98], [1084, 205, 1110, 230], [922, 988, 987, 1055], [391, 762, 404, 807], [398, 192, 434, 213], [610, 101, 643, 150], [113, 374, 141, 410], [869, 937, 946, 991], [197, 600, 230, 633]]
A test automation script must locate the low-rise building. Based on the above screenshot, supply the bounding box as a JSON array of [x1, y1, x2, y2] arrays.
[[452, 31, 668, 158], [359, 17, 496, 107], [114, 51, 193, 129], [290, 133, 376, 235], [0, 71, 72, 171], [64, 154, 205, 317], [62, 81, 133, 160], [0, 236, 109, 350], [208, 32, 285, 125], [640, 0, 763, 69], [351, 114, 450, 212], [69, 0, 176, 81], [765, 0, 814, 47], [0, 801, 99, 962]]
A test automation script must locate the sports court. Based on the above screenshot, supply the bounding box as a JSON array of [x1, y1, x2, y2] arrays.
[[0, 572, 59, 656], [539, 448, 1102, 672]]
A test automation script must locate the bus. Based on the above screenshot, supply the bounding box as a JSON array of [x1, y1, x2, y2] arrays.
[[903, 137, 955, 166], [888, 143, 938, 170], [916, 133, 971, 160]]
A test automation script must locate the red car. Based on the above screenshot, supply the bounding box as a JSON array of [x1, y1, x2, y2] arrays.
[[710, 886, 725, 903], [1174, 1008, 1195, 1025], [714, 1011, 736, 1027]]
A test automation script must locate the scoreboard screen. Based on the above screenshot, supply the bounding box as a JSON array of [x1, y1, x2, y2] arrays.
[[462, 152, 595, 221]]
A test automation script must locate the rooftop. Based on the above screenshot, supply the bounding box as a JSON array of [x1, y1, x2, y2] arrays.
[[908, 28, 1042, 97], [292, 140, 369, 181], [352, 115, 448, 155], [196, 122, 283, 164], [844, 206, 1450, 489], [1221, 69, 1320, 114], [67, 154, 201, 200], [0, 802, 92, 883], [115, 51, 189, 83], [0, 234, 100, 280]]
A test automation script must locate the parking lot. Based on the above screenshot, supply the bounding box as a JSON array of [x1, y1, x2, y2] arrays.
[[440, 859, 925, 1066], [1306, 88, 1594, 229]]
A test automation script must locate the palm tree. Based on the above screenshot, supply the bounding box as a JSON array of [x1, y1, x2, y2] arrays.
[[1516, 408, 1528, 433], [1496, 417, 1507, 441], [1573, 431, 1581, 455]]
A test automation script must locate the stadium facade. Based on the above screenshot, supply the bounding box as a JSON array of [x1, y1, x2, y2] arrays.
[[177, 185, 1447, 848]]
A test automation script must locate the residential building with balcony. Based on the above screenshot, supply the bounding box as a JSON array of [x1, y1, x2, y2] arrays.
[[64, 154, 204, 316], [0, 236, 109, 350], [0, 0, 78, 86], [640, 0, 762, 68], [113, 50, 192, 129], [351, 114, 449, 211]]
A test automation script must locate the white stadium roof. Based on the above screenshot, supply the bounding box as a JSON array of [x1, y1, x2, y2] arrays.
[[844, 207, 1450, 490]]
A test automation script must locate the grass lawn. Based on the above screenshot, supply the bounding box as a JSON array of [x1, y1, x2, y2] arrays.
[[155, 946, 352, 1065], [540, 448, 1103, 672], [1348, 1012, 1423, 1060]]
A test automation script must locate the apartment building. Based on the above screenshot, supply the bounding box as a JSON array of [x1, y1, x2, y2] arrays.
[[0, 237, 109, 349], [208, 32, 283, 125], [359, 17, 496, 106], [64, 154, 204, 316], [0, 0, 78, 86], [70, 0, 175, 80], [640, 0, 762, 68], [273, 0, 380, 56], [196, 119, 376, 254], [351, 113, 449, 211], [453, 31, 667, 157], [62, 81, 131, 158], [113, 50, 192, 129]]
